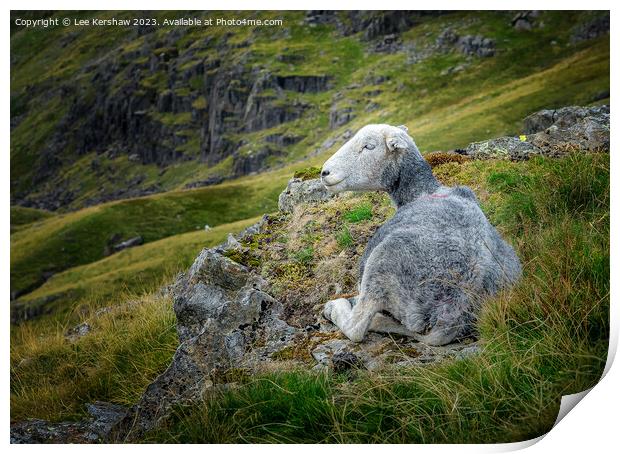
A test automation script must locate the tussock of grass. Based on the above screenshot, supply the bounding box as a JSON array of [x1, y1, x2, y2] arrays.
[[336, 225, 353, 249], [293, 167, 322, 181], [343, 203, 373, 223], [293, 246, 314, 265], [425, 152, 469, 168], [145, 153, 608, 443], [11, 291, 178, 421]]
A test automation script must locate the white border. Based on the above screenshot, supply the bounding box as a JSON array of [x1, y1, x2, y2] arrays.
[[3, 1, 617, 451]]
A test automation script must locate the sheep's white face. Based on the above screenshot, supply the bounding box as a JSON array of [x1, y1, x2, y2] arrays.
[[321, 124, 413, 193]]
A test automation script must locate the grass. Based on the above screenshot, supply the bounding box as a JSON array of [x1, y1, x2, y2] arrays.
[[11, 291, 178, 422], [336, 226, 354, 249], [10, 216, 260, 420], [15, 217, 261, 323], [343, 203, 373, 223], [10, 175, 286, 297], [141, 152, 609, 443], [293, 167, 322, 181], [10, 206, 54, 233], [293, 246, 314, 265]]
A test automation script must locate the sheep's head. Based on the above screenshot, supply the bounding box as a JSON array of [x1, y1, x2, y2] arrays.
[[321, 124, 419, 193]]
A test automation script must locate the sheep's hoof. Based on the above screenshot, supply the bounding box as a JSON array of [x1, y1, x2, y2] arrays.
[[322, 300, 336, 322], [322, 298, 350, 323]]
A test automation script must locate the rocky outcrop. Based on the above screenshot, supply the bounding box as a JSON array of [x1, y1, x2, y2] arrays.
[[329, 104, 356, 128], [11, 22, 334, 211], [511, 11, 540, 31], [275, 75, 332, 93], [465, 105, 609, 160], [201, 68, 328, 166], [108, 204, 481, 439], [436, 29, 496, 57], [457, 35, 496, 57], [112, 245, 298, 437], [464, 137, 539, 161], [278, 177, 334, 212], [571, 12, 610, 43], [343, 11, 447, 40], [522, 105, 609, 134]]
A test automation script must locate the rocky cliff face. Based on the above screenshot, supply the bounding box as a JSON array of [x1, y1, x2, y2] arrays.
[[12, 26, 335, 209], [11, 11, 610, 211], [12, 11, 446, 211]]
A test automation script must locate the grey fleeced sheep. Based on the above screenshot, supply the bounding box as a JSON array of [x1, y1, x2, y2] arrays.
[[321, 124, 522, 345]]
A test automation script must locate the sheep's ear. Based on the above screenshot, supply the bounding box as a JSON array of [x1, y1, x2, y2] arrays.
[[385, 131, 409, 152], [396, 124, 408, 132]]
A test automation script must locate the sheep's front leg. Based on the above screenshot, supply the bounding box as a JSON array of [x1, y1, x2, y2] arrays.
[[369, 313, 418, 337], [323, 296, 379, 342]]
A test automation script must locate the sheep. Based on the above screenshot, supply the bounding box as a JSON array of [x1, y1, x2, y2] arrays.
[[320, 124, 522, 345]]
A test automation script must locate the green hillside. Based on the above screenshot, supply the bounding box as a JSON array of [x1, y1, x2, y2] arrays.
[[11, 11, 609, 210]]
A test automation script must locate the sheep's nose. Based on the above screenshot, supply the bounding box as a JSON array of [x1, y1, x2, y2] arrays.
[[321, 169, 330, 177]]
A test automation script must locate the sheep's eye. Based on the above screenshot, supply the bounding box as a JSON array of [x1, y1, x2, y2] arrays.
[[363, 144, 375, 151]]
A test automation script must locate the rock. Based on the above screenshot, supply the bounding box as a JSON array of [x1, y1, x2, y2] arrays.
[[65, 322, 92, 342], [440, 63, 468, 76], [332, 351, 363, 373], [222, 233, 242, 252], [10, 402, 127, 444], [455, 344, 481, 359], [112, 248, 296, 438], [511, 11, 540, 30], [11, 294, 60, 324], [264, 133, 304, 147], [465, 105, 610, 160], [274, 75, 333, 93], [465, 136, 540, 161], [232, 147, 282, 176], [513, 19, 532, 31], [112, 236, 143, 253], [184, 176, 225, 189], [85, 402, 128, 438], [277, 178, 334, 213], [373, 33, 403, 53], [437, 29, 495, 57], [237, 216, 267, 238], [304, 11, 340, 27], [457, 35, 495, 57], [436, 28, 459, 46], [343, 11, 435, 40], [523, 105, 609, 134], [571, 13, 609, 43], [329, 104, 356, 128]]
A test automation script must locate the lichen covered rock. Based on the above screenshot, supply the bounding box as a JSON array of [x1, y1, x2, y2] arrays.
[[278, 177, 334, 213], [466, 105, 609, 160]]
